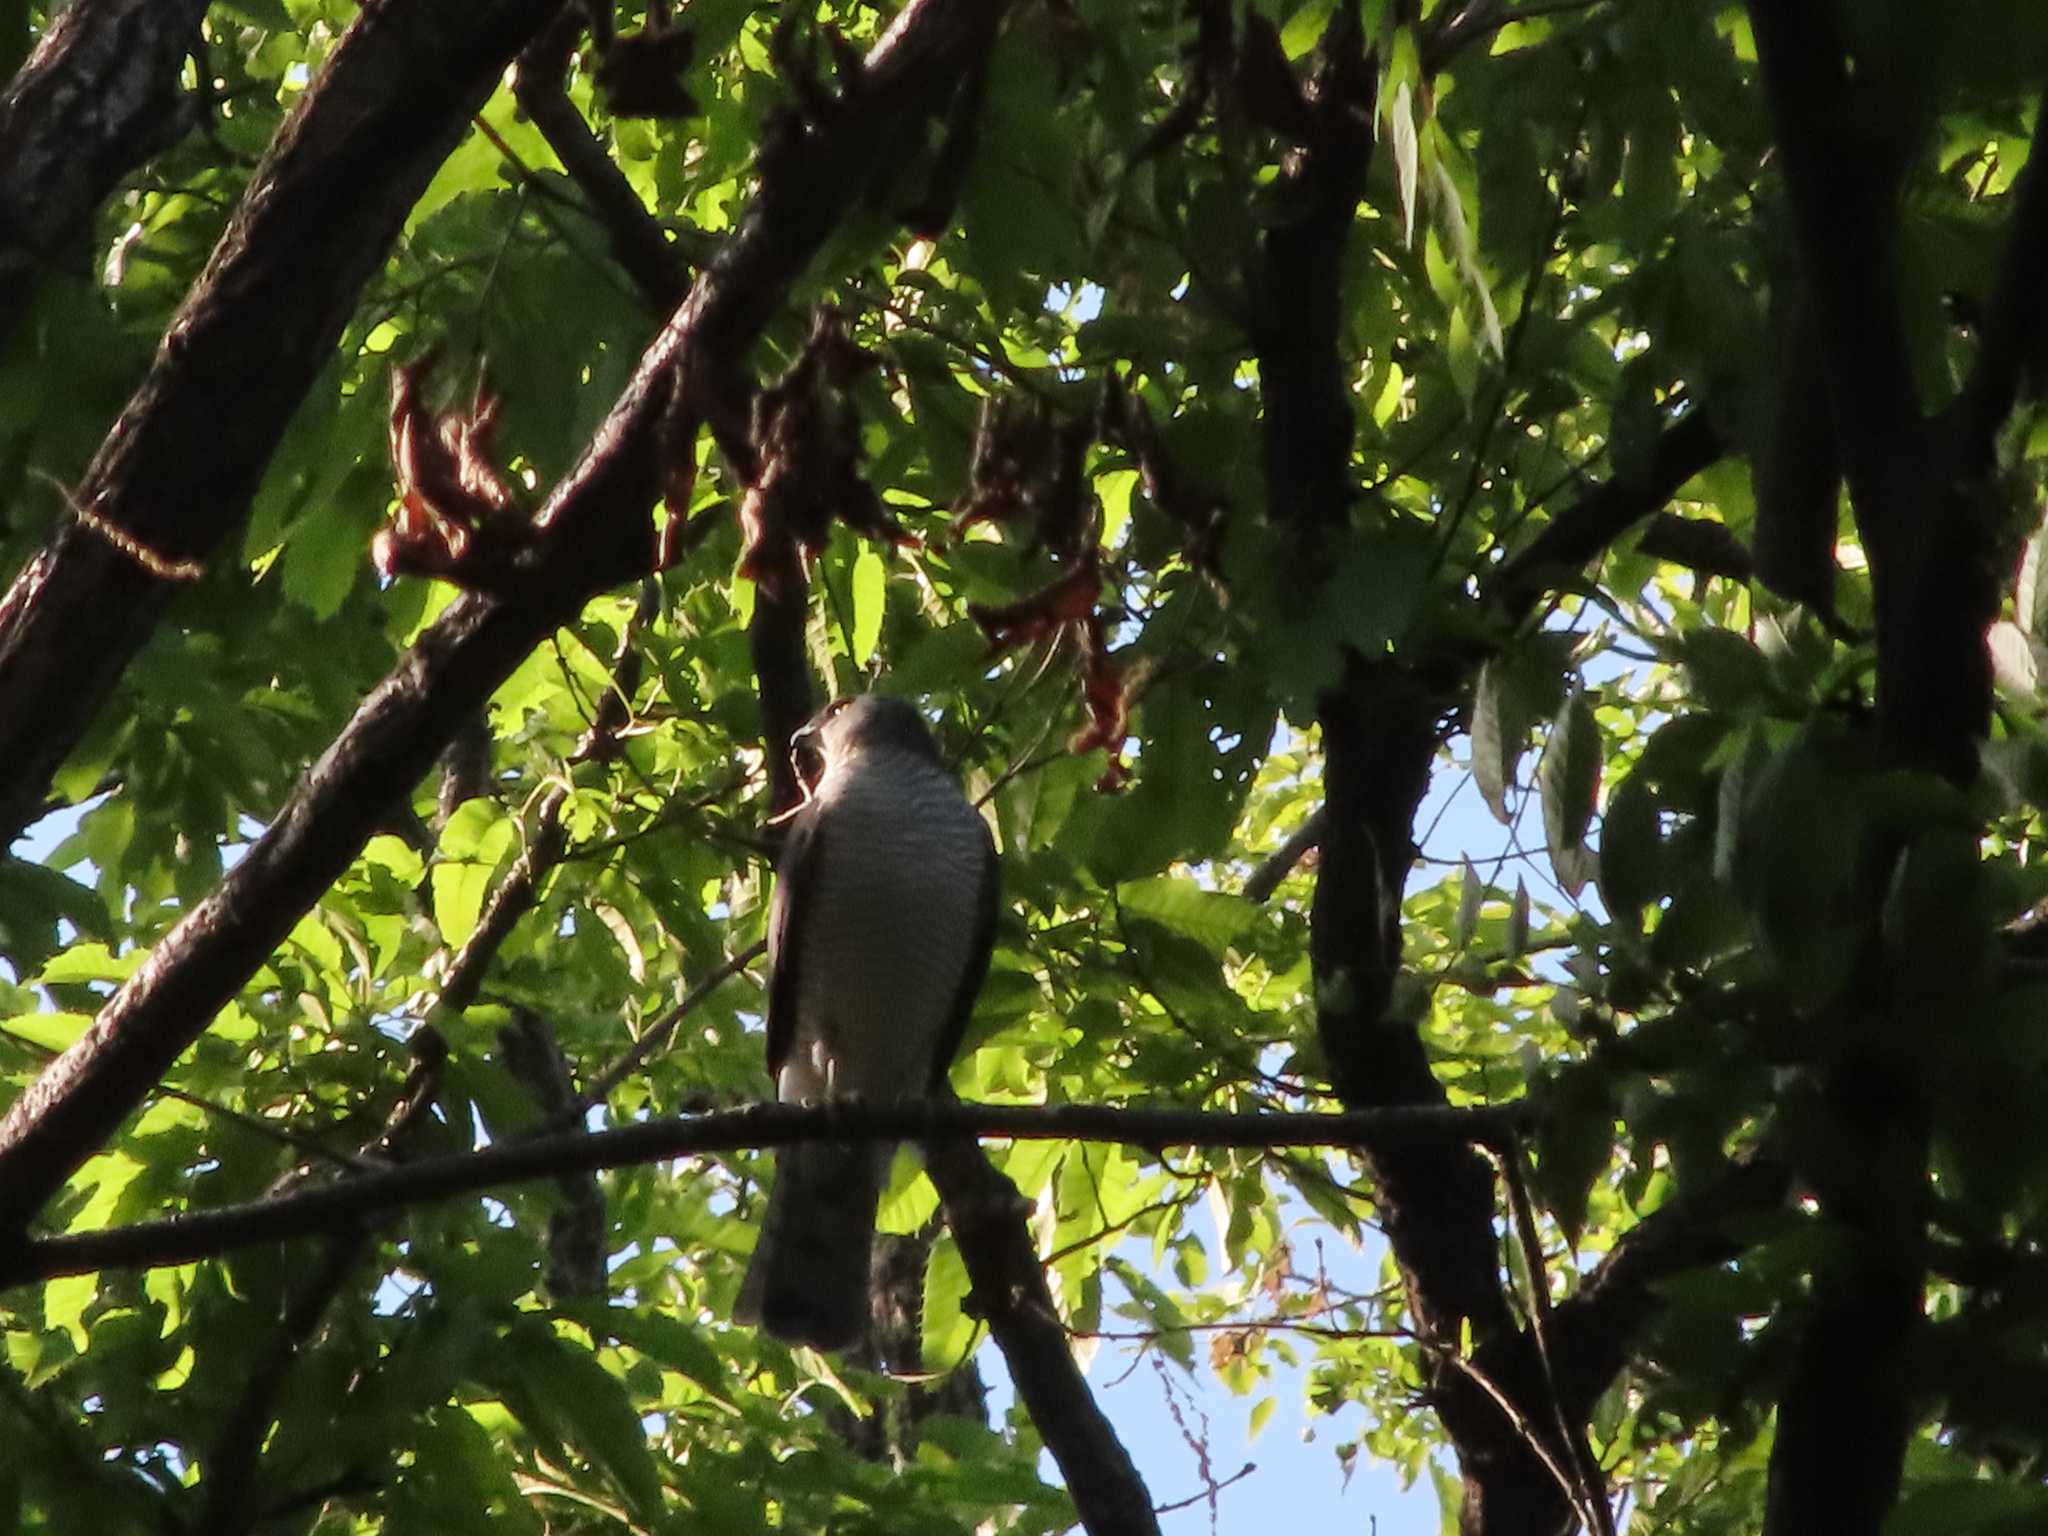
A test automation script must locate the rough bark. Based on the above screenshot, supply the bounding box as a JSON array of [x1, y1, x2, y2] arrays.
[[1745, 7, 2045, 1533], [926, 1139, 1164, 1536], [0, 0, 567, 852], [0, 0, 1011, 1233], [0, 0, 207, 345], [1315, 666, 1577, 1535], [0, 1099, 1525, 1285]]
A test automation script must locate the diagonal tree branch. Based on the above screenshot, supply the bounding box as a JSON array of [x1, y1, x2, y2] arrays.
[[0, 0, 207, 347], [926, 1138, 1164, 1536], [0, 0, 569, 852], [513, 13, 692, 312], [0, 0, 1013, 1236], [1487, 407, 1729, 626], [1550, 1155, 1791, 1408]]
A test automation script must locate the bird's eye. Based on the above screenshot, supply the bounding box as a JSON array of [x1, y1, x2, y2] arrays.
[[793, 732, 826, 787]]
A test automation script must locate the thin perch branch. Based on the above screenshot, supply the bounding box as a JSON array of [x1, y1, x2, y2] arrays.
[[2, 1098, 1527, 1285]]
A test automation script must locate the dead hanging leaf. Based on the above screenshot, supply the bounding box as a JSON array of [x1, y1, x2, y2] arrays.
[[376, 354, 533, 587], [967, 552, 1103, 656], [736, 310, 914, 598], [949, 395, 1095, 560], [1070, 613, 1130, 791], [970, 554, 1130, 791]]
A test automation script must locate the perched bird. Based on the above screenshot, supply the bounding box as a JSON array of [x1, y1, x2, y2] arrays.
[[735, 694, 999, 1351]]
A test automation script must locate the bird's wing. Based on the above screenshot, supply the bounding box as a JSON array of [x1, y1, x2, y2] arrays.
[[764, 804, 826, 1084], [928, 817, 1000, 1092]]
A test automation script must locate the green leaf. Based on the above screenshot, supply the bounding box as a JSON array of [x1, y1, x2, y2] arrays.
[[1598, 772, 1663, 918], [1249, 1395, 1277, 1441], [1470, 659, 1520, 824], [1118, 877, 1254, 955], [1881, 825, 1992, 999], [1538, 688, 1601, 898], [1679, 628, 1775, 713], [1388, 80, 1420, 245], [921, 1238, 976, 1370], [1532, 1067, 1614, 1248], [1455, 857, 1482, 946], [849, 546, 887, 665], [1888, 1481, 2048, 1536], [501, 1323, 665, 1519]]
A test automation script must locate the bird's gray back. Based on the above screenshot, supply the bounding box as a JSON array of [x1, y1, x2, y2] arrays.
[[787, 747, 989, 1098]]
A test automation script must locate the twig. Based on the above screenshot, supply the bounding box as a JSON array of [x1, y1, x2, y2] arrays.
[[1496, 1134, 1614, 1536], [1242, 807, 1326, 904], [1436, 1348, 1590, 1523], [0, 1027, 370, 1174], [1154, 1461, 1255, 1517], [569, 939, 768, 1118], [514, 12, 691, 310]]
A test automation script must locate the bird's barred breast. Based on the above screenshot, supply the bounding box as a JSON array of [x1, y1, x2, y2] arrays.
[[794, 749, 989, 1097]]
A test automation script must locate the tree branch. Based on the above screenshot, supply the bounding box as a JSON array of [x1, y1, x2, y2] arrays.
[[1551, 1156, 1791, 1406], [513, 13, 691, 312], [1487, 407, 1729, 626], [1747, 4, 1925, 544], [0, 1098, 1525, 1285], [1748, 12, 1963, 1532], [926, 1137, 1164, 1536], [1951, 89, 2048, 478], [0, 0, 1015, 1235], [430, 582, 654, 1020], [0, 0, 207, 346], [1242, 807, 1326, 905], [1750, 0, 1989, 780], [1253, 2, 1374, 544], [0, 0, 569, 851]]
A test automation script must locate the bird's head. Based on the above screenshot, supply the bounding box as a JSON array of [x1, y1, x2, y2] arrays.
[[793, 695, 942, 784]]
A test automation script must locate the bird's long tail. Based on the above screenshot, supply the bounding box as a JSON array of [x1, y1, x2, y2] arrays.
[[735, 1140, 891, 1351]]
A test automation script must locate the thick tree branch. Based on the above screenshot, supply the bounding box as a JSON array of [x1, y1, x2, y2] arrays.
[[1246, 7, 1583, 1528], [1487, 408, 1729, 626], [1243, 806, 1326, 904], [0, 0, 569, 851], [1748, 12, 1971, 1534], [752, 571, 817, 818], [1746, 5, 1924, 532], [927, 1138, 1164, 1536], [1952, 91, 2048, 478], [1750, 1, 1989, 781], [0, 1098, 1526, 1285], [0, 0, 1014, 1235], [1318, 665, 1571, 1536], [1254, 2, 1373, 543], [0, 0, 206, 346], [513, 14, 691, 311], [1550, 1155, 1792, 1415]]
